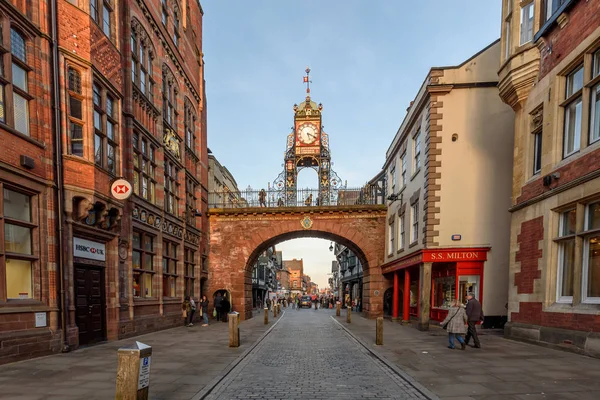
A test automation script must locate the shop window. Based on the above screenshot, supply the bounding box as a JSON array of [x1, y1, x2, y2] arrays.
[[433, 276, 455, 309], [132, 230, 155, 298], [459, 275, 480, 305], [556, 209, 576, 302], [132, 134, 156, 204], [563, 66, 583, 158], [184, 248, 195, 297], [519, 1, 534, 45], [409, 282, 418, 307], [1, 187, 36, 300], [162, 240, 178, 298], [590, 50, 600, 145], [93, 81, 119, 175], [583, 202, 600, 303]]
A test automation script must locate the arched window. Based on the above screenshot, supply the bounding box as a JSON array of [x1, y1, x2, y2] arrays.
[[9, 28, 30, 136], [184, 99, 196, 150], [67, 67, 84, 156]]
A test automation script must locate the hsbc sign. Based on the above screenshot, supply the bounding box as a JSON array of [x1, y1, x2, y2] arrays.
[[111, 179, 133, 200], [74, 237, 106, 261]]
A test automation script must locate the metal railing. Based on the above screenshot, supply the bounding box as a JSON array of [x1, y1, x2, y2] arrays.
[[208, 186, 385, 209]]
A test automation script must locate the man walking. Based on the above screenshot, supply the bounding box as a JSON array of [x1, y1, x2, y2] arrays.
[[465, 293, 484, 348], [214, 292, 223, 322]]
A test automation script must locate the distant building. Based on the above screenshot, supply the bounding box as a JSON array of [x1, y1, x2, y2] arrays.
[[285, 259, 304, 295], [251, 246, 280, 306], [208, 150, 245, 207], [334, 244, 363, 309]]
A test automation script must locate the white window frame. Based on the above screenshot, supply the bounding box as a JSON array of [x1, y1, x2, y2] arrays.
[[563, 66, 583, 158], [556, 210, 575, 304], [410, 203, 418, 244], [398, 214, 405, 251], [401, 152, 407, 187], [582, 202, 600, 304], [533, 129, 542, 175], [520, 2, 534, 45], [390, 165, 396, 195], [413, 131, 421, 172], [388, 220, 395, 255], [590, 50, 600, 145]]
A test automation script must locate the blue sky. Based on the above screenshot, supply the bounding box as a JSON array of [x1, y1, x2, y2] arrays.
[[202, 1, 502, 288]]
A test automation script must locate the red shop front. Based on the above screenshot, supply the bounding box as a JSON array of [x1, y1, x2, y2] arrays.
[[382, 248, 488, 324]]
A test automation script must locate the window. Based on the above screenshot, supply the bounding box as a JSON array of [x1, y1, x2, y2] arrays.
[[90, 0, 98, 22], [186, 177, 197, 227], [293, 280, 297, 288], [389, 165, 396, 195], [184, 102, 196, 151], [413, 131, 421, 171], [411, 203, 419, 244], [93, 81, 118, 174], [67, 67, 84, 157], [388, 220, 395, 255], [173, 14, 180, 46], [590, 50, 600, 145], [131, 29, 154, 102], [132, 231, 155, 298], [91, 0, 113, 39], [401, 152, 407, 187], [398, 214, 405, 251], [164, 160, 179, 216], [102, 2, 112, 37], [184, 248, 195, 297], [544, 0, 568, 22], [132, 134, 156, 204], [504, 1, 512, 60], [162, 69, 176, 128], [162, 241, 178, 298], [563, 66, 583, 158], [533, 130, 542, 174], [520, 2, 534, 45], [582, 202, 600, 303], [556, 209, 576, 302], [1, 188, 36, 300], [161, 0, 168, 26], [3, 28, 31, 136]]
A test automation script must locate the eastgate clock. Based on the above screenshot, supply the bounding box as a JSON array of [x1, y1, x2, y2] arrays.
[[297, 123, 318, 145]]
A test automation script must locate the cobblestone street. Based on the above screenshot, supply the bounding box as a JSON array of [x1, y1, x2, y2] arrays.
[[202, 309, 435, 400]]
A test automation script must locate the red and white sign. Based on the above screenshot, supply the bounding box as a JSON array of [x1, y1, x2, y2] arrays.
[[73, 237, 106, 261], [111, 179, 133, 200]]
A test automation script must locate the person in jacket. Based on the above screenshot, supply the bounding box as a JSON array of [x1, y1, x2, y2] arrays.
[[182, 296, 194, 327], [440, 300, 468, 349], [465, 293, 484, 348], [220, 294, 231, 322], [214, 293, 223, 321], [200, 295, 209, 326]]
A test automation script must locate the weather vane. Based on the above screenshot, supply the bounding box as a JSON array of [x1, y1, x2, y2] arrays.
[[303, 67, 312, 94]]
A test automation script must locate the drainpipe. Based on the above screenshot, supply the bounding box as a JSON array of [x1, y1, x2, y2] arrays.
[[50, 0, 69, 352]]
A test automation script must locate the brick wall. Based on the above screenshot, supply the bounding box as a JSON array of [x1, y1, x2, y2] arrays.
[[512, 302, 600, 332], [514, 216, 544, 294]]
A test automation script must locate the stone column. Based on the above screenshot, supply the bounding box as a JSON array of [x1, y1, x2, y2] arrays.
[[417, 262, 432, 331], [402, 269, 410, 324], [392, 271, 399, 320]]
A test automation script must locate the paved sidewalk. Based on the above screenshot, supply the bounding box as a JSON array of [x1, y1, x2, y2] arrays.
[[0, 310, 275, 400], [339, 311, 600, 400]]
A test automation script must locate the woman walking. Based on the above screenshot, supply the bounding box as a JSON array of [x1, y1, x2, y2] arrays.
[[182, 296, 195, 327], [200, 295, 209, 326], [440, 300, 468, 349]]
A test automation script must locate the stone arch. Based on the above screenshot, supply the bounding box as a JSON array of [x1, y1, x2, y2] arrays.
[[207, 207, 386, 321]]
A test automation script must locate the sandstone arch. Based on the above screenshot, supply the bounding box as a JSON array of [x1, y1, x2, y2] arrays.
[[207, 205, 386, 320]]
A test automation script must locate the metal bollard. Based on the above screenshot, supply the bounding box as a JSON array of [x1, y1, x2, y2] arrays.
[[228, 312, 239, 347], [346, 306, 352, 323], [116, 341, 152, 400], [376, 317, 383, 345], [264, 308, 269, 324], [336, 302, 341, 317]]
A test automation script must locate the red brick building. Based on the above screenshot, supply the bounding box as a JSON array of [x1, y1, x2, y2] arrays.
[[0, 0, 208, 364], [285, 259, 304, 295], [499, 0, 600, 356]]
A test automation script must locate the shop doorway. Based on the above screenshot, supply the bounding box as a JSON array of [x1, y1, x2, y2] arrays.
[[75, 265, 106, 345]]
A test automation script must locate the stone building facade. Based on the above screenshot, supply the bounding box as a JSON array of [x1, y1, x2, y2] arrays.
[[208, 150, 245, 207], [285, 258, 304, 295], [379, 41, 515, 330], [0, 0, 208, 364], [498, 0, 600, 356]]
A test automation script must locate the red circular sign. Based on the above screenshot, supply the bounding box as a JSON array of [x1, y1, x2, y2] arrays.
[[111, 179, 133, 200]]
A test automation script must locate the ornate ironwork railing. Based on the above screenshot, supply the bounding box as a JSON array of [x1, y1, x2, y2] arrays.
[[208, 185, 385, 209]]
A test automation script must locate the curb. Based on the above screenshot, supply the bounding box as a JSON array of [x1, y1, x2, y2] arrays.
[[330, 315, 440, 400], [191, 310, 285, 400]]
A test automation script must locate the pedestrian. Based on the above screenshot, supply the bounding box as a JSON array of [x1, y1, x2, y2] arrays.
[[440, 299, 468, 350], [305, 193, 312, 206], [182, 296, 194, 327], [258, 189, 267, 207], [266, 297, 272, 311], [221, 294, 231, 322], [465, 293, 484, 348], [214, 292, 223, 322], [200, 295, 209, 326]]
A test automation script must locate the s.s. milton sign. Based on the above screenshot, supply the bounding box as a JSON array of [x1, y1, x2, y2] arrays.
[[73, 237, 106, 261]]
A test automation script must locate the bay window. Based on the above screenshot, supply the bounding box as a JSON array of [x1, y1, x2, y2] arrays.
[[520, 2, 534, 45]]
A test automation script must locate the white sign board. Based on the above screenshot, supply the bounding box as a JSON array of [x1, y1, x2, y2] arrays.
[[73, 237, 106, 261], [35, 312, 47, 328], [137, 356, 151, 390], [111, 179, 133, 200]]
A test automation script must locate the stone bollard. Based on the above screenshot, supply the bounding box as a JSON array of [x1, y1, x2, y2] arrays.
[[273, 305, 277, 318], [116, 341, 152, 400], [264, 308, 269, 324], [346, 306, 352, 323], [376, 317, 383, 345], [228, 312, 239, 347], [336, 302, 341, 317]]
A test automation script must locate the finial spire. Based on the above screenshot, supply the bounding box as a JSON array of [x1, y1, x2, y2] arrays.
[[303, 67, 311, 95]]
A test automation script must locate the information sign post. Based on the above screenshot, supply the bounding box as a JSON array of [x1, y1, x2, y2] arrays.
[[116, 341, 152, 400]]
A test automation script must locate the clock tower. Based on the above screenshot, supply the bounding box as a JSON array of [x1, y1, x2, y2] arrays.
[[272, 68, 343, 206]]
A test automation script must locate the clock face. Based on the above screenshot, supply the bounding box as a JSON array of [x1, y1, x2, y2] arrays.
[[298, 123, 318, 145]]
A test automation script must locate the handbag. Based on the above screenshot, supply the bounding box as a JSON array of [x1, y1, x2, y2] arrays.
[[442, 308, 460, 330], [213, 308, 217, 317], [182, 309, 188, 318]]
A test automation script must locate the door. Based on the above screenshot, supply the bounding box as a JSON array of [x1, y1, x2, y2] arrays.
[[75, 265, 106, 345]]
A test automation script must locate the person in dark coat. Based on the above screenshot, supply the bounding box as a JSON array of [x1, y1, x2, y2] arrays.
[[465, 293, 484, 348], [200, 295, 209, 326], [220, 294, 231, 322], [214, 293, 223, 322]]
